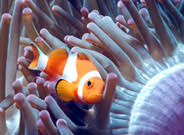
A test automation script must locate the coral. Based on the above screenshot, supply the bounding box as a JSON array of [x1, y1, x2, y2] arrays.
[[1, 0, 184, 135]]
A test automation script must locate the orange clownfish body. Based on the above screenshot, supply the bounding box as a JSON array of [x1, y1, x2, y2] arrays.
[[29, 43, 105, 104]]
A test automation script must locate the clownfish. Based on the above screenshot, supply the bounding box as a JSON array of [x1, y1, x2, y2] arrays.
[[29, 43, 105, 104]]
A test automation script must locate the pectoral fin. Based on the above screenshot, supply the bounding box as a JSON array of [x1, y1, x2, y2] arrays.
[[56, 79, 76, 102]]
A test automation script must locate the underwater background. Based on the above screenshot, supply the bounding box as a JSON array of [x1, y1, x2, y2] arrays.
[[0, 0, 184, 134]]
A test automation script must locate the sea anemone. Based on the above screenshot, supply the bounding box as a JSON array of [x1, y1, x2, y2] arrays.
[[1, 0, 184, 135]]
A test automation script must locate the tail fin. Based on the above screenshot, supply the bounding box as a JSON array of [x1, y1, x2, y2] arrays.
[[29, 42, 48, 71]]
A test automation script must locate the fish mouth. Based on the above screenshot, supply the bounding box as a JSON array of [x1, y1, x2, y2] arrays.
[[85, 93, 103, 104]]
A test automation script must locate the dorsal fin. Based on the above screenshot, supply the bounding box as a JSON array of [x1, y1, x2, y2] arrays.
[[77, 52, 90, 60], [44, 48, 69, 75]]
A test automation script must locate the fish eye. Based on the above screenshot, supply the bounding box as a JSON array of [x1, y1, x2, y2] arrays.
[[87, 81, 91, 86], [87, 80, 93, 88]]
